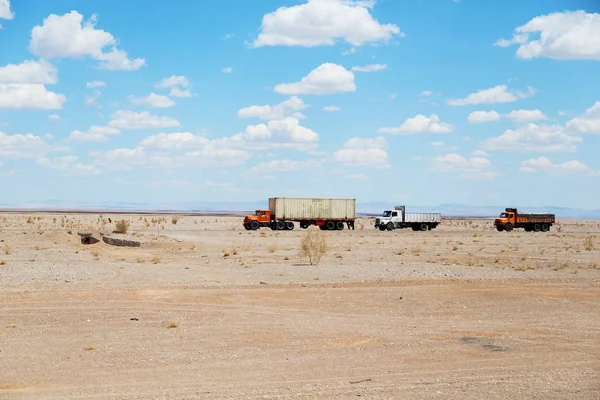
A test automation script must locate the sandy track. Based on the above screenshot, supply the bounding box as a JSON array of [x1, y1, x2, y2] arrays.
[[1, 214, 599, 399]]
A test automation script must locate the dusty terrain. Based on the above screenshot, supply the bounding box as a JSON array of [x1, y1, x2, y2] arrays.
[[1, 213, 599, 399]]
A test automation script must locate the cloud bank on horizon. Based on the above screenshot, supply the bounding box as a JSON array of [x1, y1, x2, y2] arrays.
[[0, 0, 599, 209]]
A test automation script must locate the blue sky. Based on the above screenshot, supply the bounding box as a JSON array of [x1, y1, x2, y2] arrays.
[[1, 0, 599, 209]]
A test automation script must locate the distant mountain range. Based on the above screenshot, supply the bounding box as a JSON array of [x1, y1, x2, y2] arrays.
[[1, 200, 599, 219]]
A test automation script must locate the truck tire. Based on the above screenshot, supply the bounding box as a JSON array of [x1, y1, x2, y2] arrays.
[[505, 223, 513, 232], [300, 222, 308, 229], [250, 221, 259, 230], [386, 222, 394, 231], [541, 224, 549, 232], [379, 225, 386, 231], [336, 221, 345, 230], [326, 221, 335, 230], [276, 221, 285, 230], [286, 221, 294, 230], [496, 226, 504, 232], [533, 224, 541, 232], [420, 223, 428, 231], [244, 225, 251, 230]]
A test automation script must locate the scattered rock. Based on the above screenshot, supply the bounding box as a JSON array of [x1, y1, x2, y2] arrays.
[[101, 235, 142, 247]]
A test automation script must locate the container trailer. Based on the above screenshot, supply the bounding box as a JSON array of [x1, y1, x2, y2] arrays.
[[243, 197, 356, 231]]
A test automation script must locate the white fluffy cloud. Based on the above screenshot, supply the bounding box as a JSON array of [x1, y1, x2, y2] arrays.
[[430, 153, 499, 180], [520, 156, 598, 175], [232, 117, 319, 151], [129, 93, 175, 108], [169, 88, 192, 98], [481, 123, 581, 153], [48, 113, 60, 120], [238, 96, 308, 120], [251, 0, 402, 48], [93, 132, 252, 171], [155, 76, 192, 98], [108, 110, 181, 130], [156, 75, 189, 88], [333, 136, 389, 168], [0, 83, 66, 110], [0, 131, 56, 158], [494, 11, 600, 60], [0, 0, 13, 20], [36, 156, 101, 176], [351, 64, 387, 72], [377, 114, 453, 134], [248, 159, 321, 174], [468, 111, 500, 123], [504, 109, 547, 123], [0, 60, 57, 84], [274, 63, 356, 95], [29, 12, 145, 70], [323, 105, 340, 112], [467, 109, 546, 123], [86, 80, 106, 88], [222, 67, 233, 73], [446, 85, 536, 106], [68, 126, 120, 142], [566, 101, 600, 134]]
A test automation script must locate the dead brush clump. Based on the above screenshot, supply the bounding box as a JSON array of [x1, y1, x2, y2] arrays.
[[268, 243, 278, 253], [584, 236, 594, 251], [299, 226, 328, 265], [171, 216, 179, 225], [3, 244, 11, 255], [411, 247, 422, 256], [114, 220, 130, 234]]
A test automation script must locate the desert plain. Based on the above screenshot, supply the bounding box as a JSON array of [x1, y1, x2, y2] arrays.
[[0, 212, 599, 399]]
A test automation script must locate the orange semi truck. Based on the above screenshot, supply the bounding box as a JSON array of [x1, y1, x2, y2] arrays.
[[494, 208, 555, 232], [243, 197, 356, 231]]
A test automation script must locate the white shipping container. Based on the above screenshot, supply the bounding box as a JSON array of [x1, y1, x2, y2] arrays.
[[269, 198, 356, 220], [404, 213, 442, 223]]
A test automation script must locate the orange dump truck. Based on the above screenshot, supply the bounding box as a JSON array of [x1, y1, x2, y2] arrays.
[[494, 208, 555, 232], [243, 197, 356, 231]]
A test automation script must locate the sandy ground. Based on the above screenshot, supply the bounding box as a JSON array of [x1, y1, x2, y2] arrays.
[[1, 213, 599, 399]]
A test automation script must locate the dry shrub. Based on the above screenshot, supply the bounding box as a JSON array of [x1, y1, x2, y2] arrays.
[[171, 216, 179, 225], [167, 322, 179, 328], [299, 226, 328, 265], [3, 245, 11, 255], [114, 219, 130, 234], [584, 236, 594, 251], [268, 243, 278, 253], [151, 256, 161, 264]]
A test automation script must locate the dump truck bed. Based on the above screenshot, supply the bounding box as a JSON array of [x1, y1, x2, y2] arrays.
[[404, 213, 442, 223], [516, 214, 555, 224]]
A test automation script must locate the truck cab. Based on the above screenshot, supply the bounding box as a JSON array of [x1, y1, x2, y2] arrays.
[[494, 210, 515, 230], [376, 209, 401, 231], [243, 210, 271, 230]]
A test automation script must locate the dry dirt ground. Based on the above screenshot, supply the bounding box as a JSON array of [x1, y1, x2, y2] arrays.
[[1, 213, 599, 399]]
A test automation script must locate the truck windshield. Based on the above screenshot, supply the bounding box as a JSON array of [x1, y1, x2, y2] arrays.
[[382, 211, 392, 217], [500, 213, 509, 218], [256, 211, 265, 216]]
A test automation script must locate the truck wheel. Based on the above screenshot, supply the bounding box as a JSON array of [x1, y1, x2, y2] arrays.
[[286, 221, 294, 230], [420, 223, 428, 231], [541, 224, 548, 232], [336, 221, 345, 230], [326, 221, 335, 230], [244, 225, 251, 230], [496, 226, 504, 232], [533, 224, 541, 232], [386, 222, 394, 231], [250, 221, 259, 230], [300, 222, 308, 229], [276, 221, 285, 230], [379, 225, 386, 231], [505, 223, 513, 232]]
